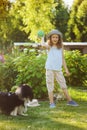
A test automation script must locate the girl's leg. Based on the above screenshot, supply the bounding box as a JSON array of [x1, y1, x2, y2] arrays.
[[62, 88, 78, 106], [48, 92, 56, 108], [48, 91, 54, 104], [46, 70, 55, 104], [55, 71, 72, 101], [55, 71, 78, 106], [62, 88, 72, 101]]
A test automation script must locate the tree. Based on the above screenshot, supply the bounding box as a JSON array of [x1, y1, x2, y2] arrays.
[[0, 0, 10, 19], [12, 0, 57, 41], [8, 2, 29, 43], [66, 0, 87, 42], [0, 0, 29, 52], [0, 0, 11, 51], [54, 0, 69, 41]]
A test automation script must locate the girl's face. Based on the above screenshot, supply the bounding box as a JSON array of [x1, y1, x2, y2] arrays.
[[51, 34, 59, 45]]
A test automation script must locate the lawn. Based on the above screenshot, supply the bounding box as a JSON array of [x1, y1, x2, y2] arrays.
[[0, 88, 87, 130]]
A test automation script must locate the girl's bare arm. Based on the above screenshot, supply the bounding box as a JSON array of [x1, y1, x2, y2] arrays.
[[40, 37, 50, 49], [62, 47, 70, 76]]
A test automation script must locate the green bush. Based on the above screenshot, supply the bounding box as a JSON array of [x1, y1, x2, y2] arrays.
[[14, 50, 47, 98], [64, 50, 87, 88], [0, 55, 17, 91]]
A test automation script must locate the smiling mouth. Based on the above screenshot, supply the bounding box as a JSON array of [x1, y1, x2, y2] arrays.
[[53, 41, 57, 43]]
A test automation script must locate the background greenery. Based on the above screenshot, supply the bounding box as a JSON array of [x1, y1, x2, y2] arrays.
[[0, 0, 87, 51], [0, 49, 87, 99]]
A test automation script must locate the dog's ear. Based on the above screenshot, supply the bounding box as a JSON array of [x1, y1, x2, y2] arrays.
[[16, 84, 33, 101], [15, 84, 25, 97], [15, 87, 22, 99], [21, 84, 33, 100]]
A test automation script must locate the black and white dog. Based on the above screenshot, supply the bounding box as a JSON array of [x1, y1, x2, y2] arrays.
[[0, 84, 33, 116]]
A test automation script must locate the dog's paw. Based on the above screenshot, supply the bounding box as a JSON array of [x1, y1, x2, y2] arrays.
[[21, 113, 28, 116], [10, 113, 17, 116]]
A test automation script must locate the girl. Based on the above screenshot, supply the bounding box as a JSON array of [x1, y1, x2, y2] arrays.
[[41, 29, 78, 108]]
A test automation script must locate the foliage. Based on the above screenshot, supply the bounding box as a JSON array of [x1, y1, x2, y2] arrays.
[[54, 0, 69, 41], [0, 0, 87, 53], [64, 50, 87, 87], [11, 0, 57, 41], [0, 0, 29, 52], [66, 0, 87, 41], [13, 50, 47, 98], [0, 0, 58, 52], [0, 87, 87, 130], [0, 55, 17, 91], [0, 0, 12, 51], [0, 0, 10, 19], [0, 49, 87, 97], [9, 1, 29, 43]]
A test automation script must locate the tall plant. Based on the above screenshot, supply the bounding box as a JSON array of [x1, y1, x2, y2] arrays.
[[66, 0, 87, 42]]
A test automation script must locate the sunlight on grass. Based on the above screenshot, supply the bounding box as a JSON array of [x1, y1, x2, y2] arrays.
[[0, 87, 87, 130], [49, 110, 87, 130], [68, 87, 87, 101]]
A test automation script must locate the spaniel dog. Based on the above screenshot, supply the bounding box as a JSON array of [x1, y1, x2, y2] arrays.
[[0, 84, 33, 116]]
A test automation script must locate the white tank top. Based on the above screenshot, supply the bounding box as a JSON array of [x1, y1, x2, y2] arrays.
[[45, 46, 62, 71]]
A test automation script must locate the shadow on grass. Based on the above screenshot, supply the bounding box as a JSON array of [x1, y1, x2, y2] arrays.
[[0, 112, 85, 130], [0, 100, 86, 130]]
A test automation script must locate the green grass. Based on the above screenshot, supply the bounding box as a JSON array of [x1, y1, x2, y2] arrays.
[[0, 88, 87, 130]]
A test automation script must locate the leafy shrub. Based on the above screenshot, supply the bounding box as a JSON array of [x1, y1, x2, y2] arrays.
[[64, 50, 87, 88], [14, 50, 47, 98], [0, 55, 17, 91]]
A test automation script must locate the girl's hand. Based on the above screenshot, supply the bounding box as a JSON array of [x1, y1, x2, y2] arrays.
[[65, 69, 70, 76]]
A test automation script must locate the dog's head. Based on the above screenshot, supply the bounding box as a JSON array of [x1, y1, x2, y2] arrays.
[[15, 84, 33, 101]]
